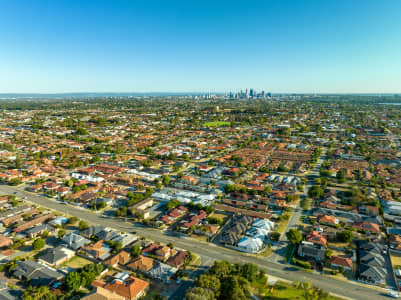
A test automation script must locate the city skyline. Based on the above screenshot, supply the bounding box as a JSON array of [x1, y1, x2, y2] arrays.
[[1, 0, 401, 93]]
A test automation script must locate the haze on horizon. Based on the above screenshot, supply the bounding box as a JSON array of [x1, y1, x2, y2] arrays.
[[1, 0, 401, 94]]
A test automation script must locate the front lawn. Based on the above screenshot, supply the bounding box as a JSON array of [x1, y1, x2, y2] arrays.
[[259, 281, 343, 300], [64, 256, 92, 269], [276, 212, 292, 233]]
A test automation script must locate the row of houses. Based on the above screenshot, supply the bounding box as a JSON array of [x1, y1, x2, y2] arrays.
[[217, 215, 275, 253]]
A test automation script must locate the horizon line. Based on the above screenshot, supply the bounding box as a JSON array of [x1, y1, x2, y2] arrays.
[[0, 91, 400, 96]]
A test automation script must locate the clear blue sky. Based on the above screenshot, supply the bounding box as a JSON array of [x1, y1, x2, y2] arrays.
[[1, 0, 401, 93]]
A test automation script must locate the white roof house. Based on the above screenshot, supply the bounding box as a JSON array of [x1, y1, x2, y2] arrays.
[[71, 173, 104, 183], [148, 262, 177, 282], [386, 206, 401, 216], [191, 199, 209, 206], [176, 196, 192, 204], [246, 227, 269, 238], [176, 190, 198, 198], [237, 237, 264, 253], [252, 219, 275, 231], [197, 194, 216, 201], [49, 216, 69, 227], [152, 192, 172, 202], [111, 233, 138, 248], [283, 176, 294, 184]]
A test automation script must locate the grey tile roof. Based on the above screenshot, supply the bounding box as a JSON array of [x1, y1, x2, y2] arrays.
[[298, 243, 326, 261], [62, 232, 90, 250], [81, 225, 107, 238], [13, 260, 64, 286], [358, 264, 386, 283], [39, 247, 68, 265]]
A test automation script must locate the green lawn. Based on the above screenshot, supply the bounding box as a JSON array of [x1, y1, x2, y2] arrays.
[[210, 212, 228, 222], [259, 281, 343, 300], [64, 256, 92, 269], [203, 121, 231, 127], [276, 212, 292, 233]]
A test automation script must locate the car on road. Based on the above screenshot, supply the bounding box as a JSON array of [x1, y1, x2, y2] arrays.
[[386, 290, 399, 298]]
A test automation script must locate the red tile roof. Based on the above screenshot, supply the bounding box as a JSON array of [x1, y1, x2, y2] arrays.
[[103, 276, 149, 300], [330, 256, 353, 269]]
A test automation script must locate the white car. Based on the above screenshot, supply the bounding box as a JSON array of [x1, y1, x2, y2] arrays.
[[386, 291, 399, 298]]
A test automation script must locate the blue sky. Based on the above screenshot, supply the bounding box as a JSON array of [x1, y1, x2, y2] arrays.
[[1, 0, 401, 93]]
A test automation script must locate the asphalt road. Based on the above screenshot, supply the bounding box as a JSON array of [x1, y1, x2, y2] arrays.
[[0, 184, 391, 300]]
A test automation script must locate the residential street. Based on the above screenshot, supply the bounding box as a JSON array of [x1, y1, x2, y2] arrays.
[[280, 148, 327, 242], [0, 184, 391, 300]]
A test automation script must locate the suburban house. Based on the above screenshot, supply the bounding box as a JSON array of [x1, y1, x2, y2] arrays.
[[105, 251, 131, 267], [217, 214, 253, 247], [13, 213, 54, 233], [111, 233, 137, 248], [358, 264, 386, 285], [252, 218, 275, 231], [352, 221, 381, 234], [81, 240, 112, 260], [237, 236, 264, 253], [389, 234, 401, 252], [131, 198, 155, 220], [357, 241, 387, 285], [147, 262, 177, 282], [99, 275, 149, 300], [160, 206, 188, 225], [178, 210, 207, 231], [13, 260, 64, 286], [306, 231, 327, 247], [141, 243, 162, 256], [81, 225, 108, 238], [317, 214, 339, 226], [82, 286, 124, 300], [330, 256, 353, 271], [0, 234, 13, 248], [62, 232, 91, 250], [38, 246, 75, 267], [166, 251, 188, 268], [127, 255, 155, 273], [25, 224, 52, 239], [155, 246, 175, 261], [0, 205, 31, 221], [297, 241, 326, 262], [359, 205, 379, 216]]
